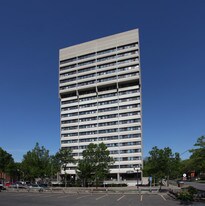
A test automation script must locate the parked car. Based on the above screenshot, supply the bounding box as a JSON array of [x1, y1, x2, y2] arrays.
[[38, 183, 48, 188], [0, 183, 6, 191], [177, 180, 184, 187], [9, 183, 27, 189], [9, 183, 18, 188], [5, 182, 12, 187], [29, 184, 43, 191]]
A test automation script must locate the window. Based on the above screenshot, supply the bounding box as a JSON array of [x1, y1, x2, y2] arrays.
[[78, 66, 96, 73], [79, 124, 97, 129], [98, 99, 117, 106], [79, 117, 97, 122], [119, 134, 141, 139], [98, 128, 118, 134], [60, 64, 77, 71], [120, 149, 141, 154], [60, 57, 77, 64], [98, 107, 118, 113], [97, 76, 117, 83], [117, 50, 138, 58], [106, 143, 118, 147], [60, 84, 76, 90], [78, 52, 95, 60], [98, 114, 118, 119], [119, 111, 140, 117], [110, 150, 119, 155], [118, 72, 139, 79], [79, 131, 97, 135], [116, 154, 141, 159], [79, 110, 97, 115], [61, 99, 77, 104], [97, 55, 116, 62], [119, 89, 139, 95], [117, 43, 138, 50], [119, 104, 139, 110], [62, 132, 78, 137], [97, 62, 116, 69], [118, 65, 139, 72], [79, 96, 97, 102], [98, 136, 118, 141], [78, 80, 96, 87], [99, 121, 118, 127], [118, 58, 138, 65], [97, 48, 116, 55], [119, 126, 141, 132], [79, 138, 97, 142], [119, 97, 139, 102], [61, 112, 78, 118], [61, 126, 78, 130], [97, 69, 116, 76], [61, 139, 78, 144], [78, 73, 96, 80], [119, 119, 140, 124], [78, 60, 95, 66], [60, 70, 76, 77], [79, 103, 97, 108], [98, 92, 117, 98], [61, 119, 78, 124]]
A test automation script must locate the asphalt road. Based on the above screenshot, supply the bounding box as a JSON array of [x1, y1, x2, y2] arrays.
[[1, 191, 204, 206], [184, 182, 205, 191]]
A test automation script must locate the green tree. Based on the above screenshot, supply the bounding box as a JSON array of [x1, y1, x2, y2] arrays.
[[55, 148, 76, 187], [76, 142, 114, 187], [49, 155, 61, 180], [179, 159, 193, 177], [0, 147, 16, 179], [21, 143, 51, 181], [76, 159, 93, 187], [143, 146, 181, 188], [189, 136, 205, 175]]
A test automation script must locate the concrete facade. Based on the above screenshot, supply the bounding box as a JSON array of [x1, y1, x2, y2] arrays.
[[59, 29, 143, 181]]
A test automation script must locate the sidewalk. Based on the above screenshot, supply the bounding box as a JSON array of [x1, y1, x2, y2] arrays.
[[5, 184, 182, 194]]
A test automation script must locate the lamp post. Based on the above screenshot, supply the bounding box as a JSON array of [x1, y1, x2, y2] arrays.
[[134, 168, 139, 188], [136, 169, 139, 188]]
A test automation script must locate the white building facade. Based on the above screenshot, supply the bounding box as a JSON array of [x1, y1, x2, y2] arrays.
[[59, 29, 143, 182]]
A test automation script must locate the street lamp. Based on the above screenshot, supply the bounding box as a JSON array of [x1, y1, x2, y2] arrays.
[[134, 167, 139, 188]]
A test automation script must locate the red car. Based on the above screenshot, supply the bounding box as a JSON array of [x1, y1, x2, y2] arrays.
[[5, 182, 11, 187]]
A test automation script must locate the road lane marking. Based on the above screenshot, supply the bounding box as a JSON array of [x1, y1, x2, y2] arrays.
[[24, 193, 44, 197], [117, 195, 125, 201], [40, 194, 59, 198], [57, 194, 76, 198], [140, 195, 143, 201], [96, 194, 107, 200], [159, 194, 166, 201], [76, 195, 90, 199], [7, 193, 30, 196]]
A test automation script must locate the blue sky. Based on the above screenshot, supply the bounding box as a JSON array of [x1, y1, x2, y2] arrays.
[[0, 0, 204, 162]]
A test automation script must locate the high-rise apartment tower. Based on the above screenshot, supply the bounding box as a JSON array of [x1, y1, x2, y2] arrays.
[[59, 29, 143, 182]]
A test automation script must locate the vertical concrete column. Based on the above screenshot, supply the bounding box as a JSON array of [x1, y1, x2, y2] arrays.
[[117, 173, 120, 182]]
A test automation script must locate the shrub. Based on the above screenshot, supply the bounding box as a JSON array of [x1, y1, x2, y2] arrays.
[[178, 190, 193, 203], [187, 186, 198, 196]]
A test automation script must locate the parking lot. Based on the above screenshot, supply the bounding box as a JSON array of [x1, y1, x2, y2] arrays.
[[0, 191, 184, 206]]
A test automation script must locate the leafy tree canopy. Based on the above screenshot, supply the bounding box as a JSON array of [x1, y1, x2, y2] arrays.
[[76, 142, 114, 187], [0, 147, 14, 174], [55, 148, 76, 172], [143, 146, 181, 180], [189, 136, 205, 173], [21, 143, 51, 180], [54, 147, 75, 187]]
